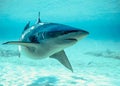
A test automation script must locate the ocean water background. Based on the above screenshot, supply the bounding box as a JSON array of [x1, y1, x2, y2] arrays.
[[0, 0, 120, 86]]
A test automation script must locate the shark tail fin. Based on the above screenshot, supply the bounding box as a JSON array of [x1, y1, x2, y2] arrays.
[[22, 21, 30, 34], [50, 50, 73, 72], [24, 21, 30, 31]]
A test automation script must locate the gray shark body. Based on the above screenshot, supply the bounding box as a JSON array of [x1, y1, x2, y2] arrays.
[[3, 13, 89, 72]]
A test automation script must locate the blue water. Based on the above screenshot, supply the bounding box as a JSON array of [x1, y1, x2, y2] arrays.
[[0, 0, 120, 86], [0, 0, 120, 41]]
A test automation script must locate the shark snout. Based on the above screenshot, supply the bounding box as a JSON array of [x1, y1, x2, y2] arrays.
[[76, 29, 89, 40], [65, 29, 89, 41], [80, 30, 89, 36], [67, 29, 89, 35]]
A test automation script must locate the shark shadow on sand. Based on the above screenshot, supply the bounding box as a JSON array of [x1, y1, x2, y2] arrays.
[[28, 76, 58, 86]]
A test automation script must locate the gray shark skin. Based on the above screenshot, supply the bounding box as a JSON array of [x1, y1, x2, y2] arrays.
[[3, 13, 89, 72]]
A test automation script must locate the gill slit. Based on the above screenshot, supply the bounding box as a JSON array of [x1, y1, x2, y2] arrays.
[[42, 32, 45, 39]]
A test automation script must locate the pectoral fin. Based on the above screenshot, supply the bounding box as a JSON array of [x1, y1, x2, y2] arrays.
[[50, 50, 73, 72], [2, 41, 39, 48]]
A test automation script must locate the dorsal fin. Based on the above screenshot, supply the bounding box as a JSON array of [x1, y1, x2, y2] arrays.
[[36, 12, 41, 24]]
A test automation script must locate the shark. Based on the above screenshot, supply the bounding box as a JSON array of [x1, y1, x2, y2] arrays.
[[3, 12, 89, 72]]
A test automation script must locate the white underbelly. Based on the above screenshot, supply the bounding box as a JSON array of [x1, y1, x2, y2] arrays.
[[18, 44, 63, 60], [18, 37, 75, 59]]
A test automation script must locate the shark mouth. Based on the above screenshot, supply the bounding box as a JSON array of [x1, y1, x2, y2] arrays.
[[65, 38, 77, 41]]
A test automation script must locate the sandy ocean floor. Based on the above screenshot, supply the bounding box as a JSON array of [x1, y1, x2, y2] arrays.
[[0, 39, 120, 86]]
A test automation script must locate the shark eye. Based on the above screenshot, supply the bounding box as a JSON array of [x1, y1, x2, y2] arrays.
[[45, 31, 63, 38], [63, 31, 71, 34], [63, 30, 79, 34]]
